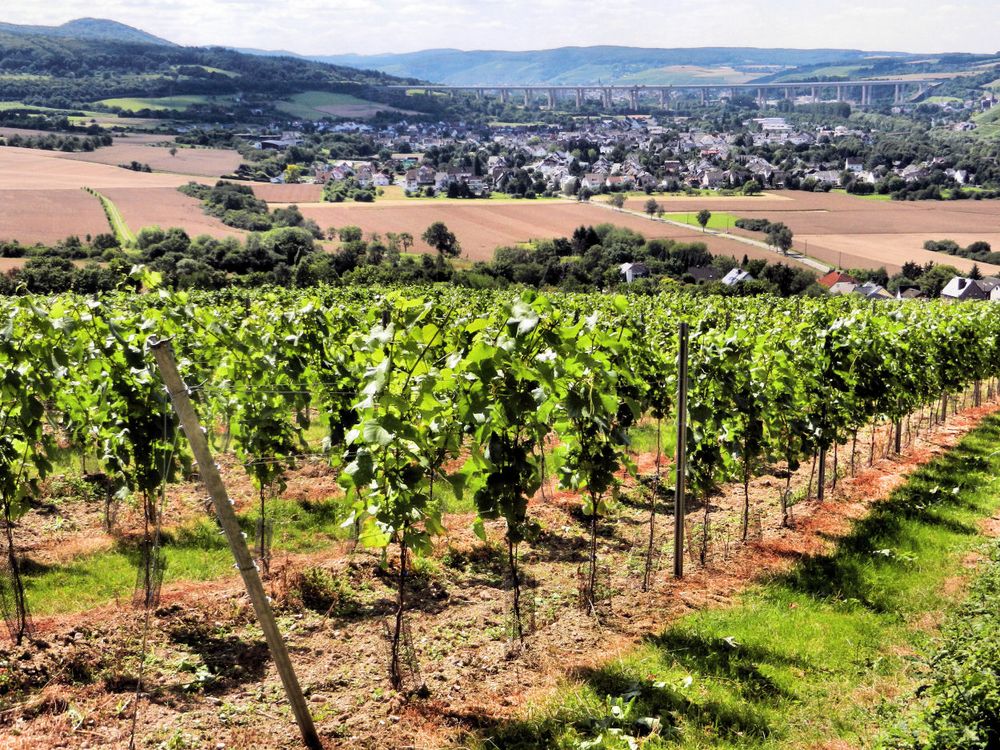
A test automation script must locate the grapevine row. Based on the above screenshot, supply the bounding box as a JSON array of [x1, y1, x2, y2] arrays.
[[2, 276, 1000, 689]]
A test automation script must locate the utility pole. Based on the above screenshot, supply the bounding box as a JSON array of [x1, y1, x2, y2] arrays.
[[149, 339, 323, 750]]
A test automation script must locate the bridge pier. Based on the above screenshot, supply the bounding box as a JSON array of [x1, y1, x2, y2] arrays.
[[523, 88, 530, 107], [500, 88, 509, 104], [547, 89, 556, 109], [629, 88, 638, 110], [603, 87, 612, 108], [700, 88, 707, 105], [576, 88, 583, 108]]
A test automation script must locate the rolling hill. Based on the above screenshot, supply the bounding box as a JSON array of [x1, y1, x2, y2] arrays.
[[0, 17, 174, 46], [313, 46, 915, 85], [0, 19, 420, 119]]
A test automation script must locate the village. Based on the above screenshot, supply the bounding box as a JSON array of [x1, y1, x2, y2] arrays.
[[241, 98, 995, 202]]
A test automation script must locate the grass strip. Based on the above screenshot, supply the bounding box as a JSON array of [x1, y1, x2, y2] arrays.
[[884, 539, 1000, 749], [83, 186, 136, 246], [467, 414, 1000, 749]]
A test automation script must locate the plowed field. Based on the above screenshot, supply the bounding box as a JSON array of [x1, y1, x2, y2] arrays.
[[292, 200, 803, 265], [623, 191, 1000, 274]]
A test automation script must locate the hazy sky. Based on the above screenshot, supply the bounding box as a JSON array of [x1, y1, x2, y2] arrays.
[[3, 0, 998, 55]]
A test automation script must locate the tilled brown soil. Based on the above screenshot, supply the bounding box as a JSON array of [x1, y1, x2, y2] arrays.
[[1, 401, 996, 750], [625, 191, 1000, 275]]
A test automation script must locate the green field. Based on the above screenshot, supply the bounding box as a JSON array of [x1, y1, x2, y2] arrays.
[[661, 211, 742, 230], [831, 188, 893, 201], [98, 94, 232, 112], [781, 64, 866, 81], [276, 91, 395, 119], [973, 105, 1000, 138]]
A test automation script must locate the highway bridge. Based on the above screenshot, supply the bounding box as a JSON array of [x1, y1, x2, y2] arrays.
[[383, 79, 937, 109]]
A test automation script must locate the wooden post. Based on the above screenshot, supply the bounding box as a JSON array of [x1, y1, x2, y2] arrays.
[[894, 420, 902, 454], [674, 322, 689, 579], [817, 447, 827, 501], [149, 339, 323, 750]]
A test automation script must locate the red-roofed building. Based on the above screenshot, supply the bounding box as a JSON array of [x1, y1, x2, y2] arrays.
[[817, 271, 858, 289]]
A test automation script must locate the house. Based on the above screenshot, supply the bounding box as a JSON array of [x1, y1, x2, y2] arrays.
[[845, 157, 865, 173], [581, 173, 605, 191], [687, 266, 721, 283], [619, 262, 651, 284], [404, 165, 436, 191], [817, 270, 858, 289], [722, 268, 754, 286], [941, 277, 989, 302], [853, 281, 893, 300], [700, 169, 725, 189], [828, 281, 858, 296], [897, 288, 926, 300]]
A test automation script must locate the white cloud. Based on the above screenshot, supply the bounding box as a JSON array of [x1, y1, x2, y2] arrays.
[[1, 0, 997, 54]]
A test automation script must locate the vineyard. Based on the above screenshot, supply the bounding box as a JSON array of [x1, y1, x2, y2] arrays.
[[3, 276, 1000, 747]]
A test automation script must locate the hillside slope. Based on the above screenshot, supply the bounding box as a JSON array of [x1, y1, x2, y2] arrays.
[[0, 27, 417, 112], [315, 45, 913, 85], [0, 18, 174, 46]]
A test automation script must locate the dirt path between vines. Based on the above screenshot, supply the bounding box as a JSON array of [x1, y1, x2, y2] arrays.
[[2, 399, 997, 750]]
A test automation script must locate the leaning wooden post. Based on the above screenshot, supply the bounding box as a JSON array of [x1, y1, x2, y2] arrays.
[[149, 338, 323, 750], [673, 322, 689, 579]]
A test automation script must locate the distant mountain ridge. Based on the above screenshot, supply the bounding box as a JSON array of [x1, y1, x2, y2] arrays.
[[306, 46, 915, 85], [0, 17, 175, 46]]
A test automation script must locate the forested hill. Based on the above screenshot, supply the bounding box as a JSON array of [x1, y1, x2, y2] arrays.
[[0, 25, 417, 109], [0, 18, 175, 46], [314, 46, 913, 85]]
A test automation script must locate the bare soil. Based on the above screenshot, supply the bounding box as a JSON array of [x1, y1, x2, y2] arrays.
[[52, 141, 241, 179], [624, 191, 1000, 274], [1, 397, 996, 750], [100, 187, 244, 241], [0, 189, 109, 246], [293, 201, 799, 264]]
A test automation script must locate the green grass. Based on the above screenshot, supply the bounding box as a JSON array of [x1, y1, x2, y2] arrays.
[[830, 189, 893, 202], [661, 212, 743, 231], [972, 106, 1000, 139], [465, 414, 1000, 749], [275, 91, 391, 120], [24, 496, 349, 615], [84, 187, 135, 246], [97, 95, 230, 112]]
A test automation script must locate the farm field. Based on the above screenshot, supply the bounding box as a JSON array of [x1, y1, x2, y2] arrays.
[[290, 200, 806, 265], [52, 138, 243, 178], [3, 287, 1000, 749], [247, 182, 325, 203], [101, 187, 244, 240], [275, 91, 419, 120], [0, 147, 221, 244], [97, 94, 235, 112], [0, 188, 110, 244], [622, 190, 1000, 274]]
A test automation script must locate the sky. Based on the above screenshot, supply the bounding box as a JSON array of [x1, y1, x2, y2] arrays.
[[2, 0, 998, 56]]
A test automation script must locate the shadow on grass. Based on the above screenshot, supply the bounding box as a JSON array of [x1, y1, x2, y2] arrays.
[[456, 415, 1000, 749]]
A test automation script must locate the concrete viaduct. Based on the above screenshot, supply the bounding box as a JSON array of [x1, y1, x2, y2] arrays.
[[384, 79, 936, 110]]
